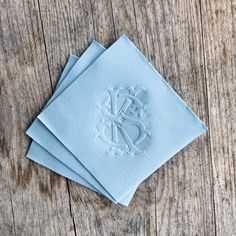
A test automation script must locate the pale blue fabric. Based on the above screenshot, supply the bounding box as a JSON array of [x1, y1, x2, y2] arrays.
[[27, 43, 135, 206], [38, 35, 207, 202]]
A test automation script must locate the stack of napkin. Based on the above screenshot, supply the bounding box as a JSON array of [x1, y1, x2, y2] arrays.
[[26, 35, 207, 206]]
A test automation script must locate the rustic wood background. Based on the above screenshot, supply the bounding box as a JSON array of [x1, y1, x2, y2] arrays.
[[0, 0, 235, 235]]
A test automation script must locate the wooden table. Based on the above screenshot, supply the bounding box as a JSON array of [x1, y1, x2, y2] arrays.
[[0, 0, 235, 235]]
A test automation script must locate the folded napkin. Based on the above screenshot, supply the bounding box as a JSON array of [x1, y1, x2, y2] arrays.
[[27, 42, 135, 205], [30, 35, 207, 204]]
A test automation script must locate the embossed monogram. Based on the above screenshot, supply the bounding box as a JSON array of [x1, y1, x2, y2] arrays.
[[96, 87, 150, 156]]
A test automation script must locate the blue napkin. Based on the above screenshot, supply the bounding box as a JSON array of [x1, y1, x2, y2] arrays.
[[38, 35, 207, 202], [27, 43, 135, 205]]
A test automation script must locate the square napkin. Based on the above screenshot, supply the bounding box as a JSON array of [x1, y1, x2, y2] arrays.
[[27, 43, 135, 205], [38, 35, 207, 202]]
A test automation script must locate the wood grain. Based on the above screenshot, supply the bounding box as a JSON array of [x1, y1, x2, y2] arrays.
[[201, 0, 236, 235], [0, 0, 235, 235]]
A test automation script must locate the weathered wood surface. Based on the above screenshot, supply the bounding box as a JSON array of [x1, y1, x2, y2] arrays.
[[0, 0, 235, 235]]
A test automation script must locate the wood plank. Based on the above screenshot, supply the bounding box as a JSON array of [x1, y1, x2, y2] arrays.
[[201, 0, 236, 235], [133, 0, 215, 234], [90, 0, 116, 46], [37, 0, 95, 87], [0, 0, 75, 235]]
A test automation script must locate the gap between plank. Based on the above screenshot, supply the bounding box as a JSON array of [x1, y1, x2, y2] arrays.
[[198, 0, 217, 235], [37, 0, 53, 92]]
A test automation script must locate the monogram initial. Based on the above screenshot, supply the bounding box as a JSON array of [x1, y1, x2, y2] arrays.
[[96, 87, 151, 156]]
